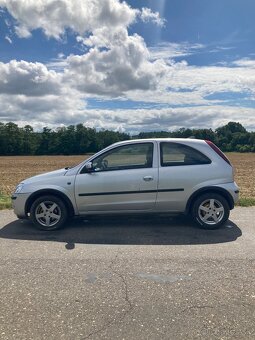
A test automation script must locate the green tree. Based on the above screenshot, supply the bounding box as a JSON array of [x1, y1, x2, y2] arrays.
[[36, 127, 52, 155], [21, 125, 36, 155]]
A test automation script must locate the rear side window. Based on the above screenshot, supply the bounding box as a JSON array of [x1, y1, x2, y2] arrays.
[[160, 142, 211, 167]]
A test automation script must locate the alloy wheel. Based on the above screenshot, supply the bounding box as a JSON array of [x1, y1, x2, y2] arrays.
[[198, 198, 225, 225], [35, 200, 62, 228]]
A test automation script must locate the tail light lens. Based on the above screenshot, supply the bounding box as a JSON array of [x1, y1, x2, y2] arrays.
[[205, 140, 231, 165]]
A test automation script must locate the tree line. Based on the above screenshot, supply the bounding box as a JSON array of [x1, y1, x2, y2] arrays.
[[0, 121, 254, 156]]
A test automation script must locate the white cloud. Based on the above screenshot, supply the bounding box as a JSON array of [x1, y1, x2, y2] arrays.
[[163, 62, 255, 98], [0, 0, 137, 39], [232, 58, 255, 68], [66, 28, 167, 95], [0, 89, 86, 128], [79, 105, 255, 132], [4, 35, 12, 44], [57, 53, 65, 59], [149, 42, 205, 60], [120, 58, 255, 108], [1, 0, 167, 95], [0, 1, 254, 132], [0, 82, 254, 131], [1, 56, 255, 132], [0, 60, 61, 96], [14, 25, 31, 38], [140, 7, 165, 27], [0, 60, 86, 128], [0, 0, 163, 39]]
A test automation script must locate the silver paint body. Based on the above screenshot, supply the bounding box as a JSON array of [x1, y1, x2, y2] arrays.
[[12, 139, 239, 218]]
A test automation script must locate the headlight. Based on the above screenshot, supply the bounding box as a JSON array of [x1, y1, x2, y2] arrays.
[[14, 183, 24, 194]]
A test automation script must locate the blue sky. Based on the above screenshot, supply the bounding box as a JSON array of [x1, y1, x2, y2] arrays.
[[0, 0, 254, 132]]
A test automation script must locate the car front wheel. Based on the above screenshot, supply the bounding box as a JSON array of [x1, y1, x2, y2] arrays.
[[30, 195, 68, 231], [192, 193, 230, 229]]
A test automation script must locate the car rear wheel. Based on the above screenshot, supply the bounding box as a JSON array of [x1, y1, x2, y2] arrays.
[[30, 195, 68, 231], [192, 193, 230, 229]]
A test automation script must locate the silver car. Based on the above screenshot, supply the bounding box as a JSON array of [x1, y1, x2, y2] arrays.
[[12, 138, 239, 231]]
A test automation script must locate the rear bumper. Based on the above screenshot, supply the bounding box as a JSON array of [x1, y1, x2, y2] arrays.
[[216, 181, 239, 208]]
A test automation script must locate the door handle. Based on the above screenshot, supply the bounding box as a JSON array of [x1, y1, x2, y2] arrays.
[[143, 176, 153, 181]]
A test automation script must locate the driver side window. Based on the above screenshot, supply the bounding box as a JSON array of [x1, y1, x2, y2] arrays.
[[90, 143, 153, 172]]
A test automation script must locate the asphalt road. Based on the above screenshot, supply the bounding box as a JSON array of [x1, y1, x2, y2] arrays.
[[0, 208, 255, 340]]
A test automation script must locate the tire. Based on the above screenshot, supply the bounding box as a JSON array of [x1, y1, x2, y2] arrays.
[[30, 195, 68, 231], [192, 193, 230, 229]]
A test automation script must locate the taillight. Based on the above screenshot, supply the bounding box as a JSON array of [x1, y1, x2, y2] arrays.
[[205, 140, 231, 165]]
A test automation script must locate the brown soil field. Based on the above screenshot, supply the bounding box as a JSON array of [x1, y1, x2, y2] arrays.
[[0, 155, 87, 196], [0, 153, 254, 199], [227, 153, 255, 199]]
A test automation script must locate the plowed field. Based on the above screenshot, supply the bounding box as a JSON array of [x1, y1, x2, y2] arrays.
[[0, 153, 254, 200]]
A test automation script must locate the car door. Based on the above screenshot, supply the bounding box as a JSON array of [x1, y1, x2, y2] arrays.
[[75, 142, 158, 213]]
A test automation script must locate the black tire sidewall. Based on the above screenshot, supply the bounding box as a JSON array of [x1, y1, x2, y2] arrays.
[[192, 193, 230, 229], [30, 195, 68, 231]]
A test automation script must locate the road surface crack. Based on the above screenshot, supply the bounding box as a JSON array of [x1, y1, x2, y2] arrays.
[[83, 252, 133, 339]]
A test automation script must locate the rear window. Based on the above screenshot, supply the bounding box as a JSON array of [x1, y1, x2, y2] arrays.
[[160, 142, 211, 167]]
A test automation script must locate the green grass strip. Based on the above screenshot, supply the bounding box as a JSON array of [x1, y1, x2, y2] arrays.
[[0, 194, 12, 210], [237, 197, 255, 207]]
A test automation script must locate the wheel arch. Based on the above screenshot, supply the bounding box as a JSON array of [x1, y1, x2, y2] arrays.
[[185, 186, 235, 214], [25, 189, 75, 217]]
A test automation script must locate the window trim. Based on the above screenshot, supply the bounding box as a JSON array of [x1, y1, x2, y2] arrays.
[[160, 142, 211, 167]]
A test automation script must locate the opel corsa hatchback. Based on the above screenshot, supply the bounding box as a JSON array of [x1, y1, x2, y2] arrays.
[[12, 139, 239, 231]]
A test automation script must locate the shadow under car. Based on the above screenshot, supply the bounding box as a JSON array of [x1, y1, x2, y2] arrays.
[[0, 214, 242, 247]]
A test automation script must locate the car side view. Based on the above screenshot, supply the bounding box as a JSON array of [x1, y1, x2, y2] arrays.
[[12, 138, 239, 231]]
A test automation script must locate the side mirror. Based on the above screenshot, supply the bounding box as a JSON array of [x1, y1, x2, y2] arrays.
[[84, 162, 94, 173]]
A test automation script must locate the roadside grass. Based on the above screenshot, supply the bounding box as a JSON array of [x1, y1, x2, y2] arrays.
[[0, 193, 12, 210], [237, 197, 255, 207]]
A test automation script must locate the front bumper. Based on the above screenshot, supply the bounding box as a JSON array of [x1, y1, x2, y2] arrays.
[[12, 193, 31, 219]]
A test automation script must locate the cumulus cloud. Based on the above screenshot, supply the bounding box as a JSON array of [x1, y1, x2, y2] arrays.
[[0, 56, 255, 131], [0, 0, 162, 39], [66, 28, 167, 95], [0, 0, 254, 132], [0, 0, 167, 95], [0, 60, 85, 129], [0, 60, 61, 96], [0, 89, 87, 129], [140, 7, 165, 27]]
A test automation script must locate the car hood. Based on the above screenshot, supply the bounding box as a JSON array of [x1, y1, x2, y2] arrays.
[[22, 168, 68, 184]]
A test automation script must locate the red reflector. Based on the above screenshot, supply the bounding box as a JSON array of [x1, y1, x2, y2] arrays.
[[205, 140, 231, 165]]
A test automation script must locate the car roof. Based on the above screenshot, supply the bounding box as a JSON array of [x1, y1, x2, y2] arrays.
[[113, 138, 207, 146]]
